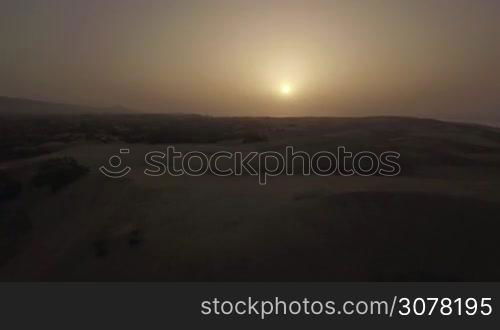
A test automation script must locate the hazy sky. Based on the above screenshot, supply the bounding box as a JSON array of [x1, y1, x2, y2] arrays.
[[1, 0, 499, 120]]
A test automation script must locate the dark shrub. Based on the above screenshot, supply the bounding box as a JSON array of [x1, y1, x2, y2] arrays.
[[128, 229, 144, 247], [93, 238, 110, 258], [0, 208, 31, 264], [0, 171, 22, 202], [32, 157, 89, 192]]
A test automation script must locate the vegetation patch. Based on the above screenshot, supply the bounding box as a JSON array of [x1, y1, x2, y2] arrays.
[[32, 157, 89, 192], [0, 171, 22, 202]]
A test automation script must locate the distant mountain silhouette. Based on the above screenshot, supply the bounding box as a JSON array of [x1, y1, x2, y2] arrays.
[[0, 96, 135, 115]]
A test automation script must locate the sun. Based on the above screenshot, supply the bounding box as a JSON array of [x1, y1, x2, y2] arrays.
[[279, 83, 293, 96]]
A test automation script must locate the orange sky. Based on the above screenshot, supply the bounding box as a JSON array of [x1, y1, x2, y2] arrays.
[[1, 0, 499, 121]]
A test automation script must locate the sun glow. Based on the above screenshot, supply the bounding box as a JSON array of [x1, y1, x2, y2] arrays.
[[279, 83, 293, 96]]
